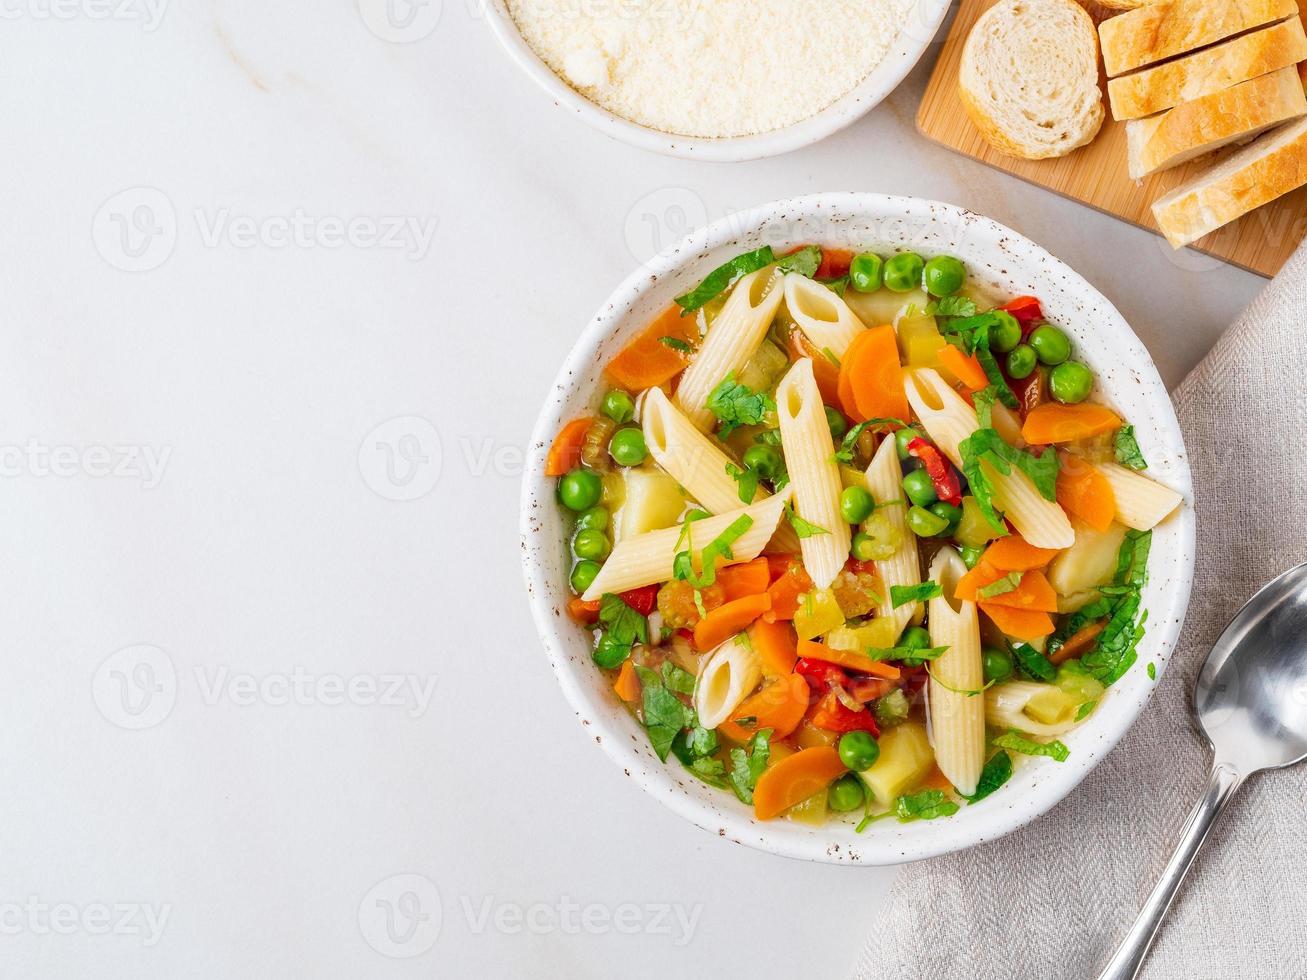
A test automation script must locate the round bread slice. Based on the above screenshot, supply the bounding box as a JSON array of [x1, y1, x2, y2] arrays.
[[959, 0, 1105, 160]]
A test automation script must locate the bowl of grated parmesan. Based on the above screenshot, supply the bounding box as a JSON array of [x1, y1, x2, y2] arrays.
[[486, 0, 952, 160]]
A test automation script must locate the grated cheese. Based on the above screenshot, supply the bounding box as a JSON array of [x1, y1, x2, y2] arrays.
[[505, 0, 912, 139]]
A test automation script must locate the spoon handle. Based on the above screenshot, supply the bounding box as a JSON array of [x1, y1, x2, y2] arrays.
[[1096, 761, 1243, 980]]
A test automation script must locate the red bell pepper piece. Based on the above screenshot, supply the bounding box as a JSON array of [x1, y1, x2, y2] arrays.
[[906, 437, 962, 505], [808, 690, 880, 734], [619, 585, 658, 616], [816, 247, 854, 279], [795, 656, 848, 689], [1002, 296, 1043, 334]]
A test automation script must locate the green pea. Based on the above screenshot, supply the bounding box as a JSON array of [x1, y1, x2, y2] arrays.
[[902, 469, 938, 508], [825, 406, 848, 441], [1049, 361, 1094, 404], [743, 444, 783, 479], [901, 626, 932, 650], [959, 545, 985, 569], [849, 252, 884, 293], [592, 633, 630, 669], [989, 311, 1022, 353], [883, 252, 925, 293], [575, 506, 609, 532], [570, 559, 601, 594], [608, 427, 648, 467], [573, 528, 611, 560], [982, 646, 1014, 683], [922, 255, 965, 297], [908, 505, 949, 538], [827, 773, 866, 812], [601, 389, 635, 424], [1029, 324, 1071, 366], [1006, 344, 1037, 379], [840, 486, 875, 524], [929, 500, 963, 533], [558, 468, 602, 511], [895, 426, 922, 461], [838, 731, 881, 772]]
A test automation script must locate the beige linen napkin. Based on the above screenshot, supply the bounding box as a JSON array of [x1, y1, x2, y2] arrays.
[[853, 246, 1307, 980]]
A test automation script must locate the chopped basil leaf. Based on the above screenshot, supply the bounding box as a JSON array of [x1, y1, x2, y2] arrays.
[[754, 429, 783, 447], [674, 514, 755, 589], [706, 374, 776, 438], [1080, 529, 1152, 685], [866, 644, 949, 662], [675, 246, 775, 313], [776, 245, 822, 278], [891, 582, 943, 608], [832, 418, 906, 464], [595, 593, 650, 667], [726, 462, 760, 504], [925, 296, 978, 318], [1010, 640, 1057, 682], [894, 789, 960, 822], [959, 428, 1059, 534], [1147, 661, 1157, 680], [820, 275, 850, 297], [658, 336, 692, 354], [1114, 424, 1148, 471], [993, 730, 1070, 762], [978, 571, 1023, 599], [727, 728, 773, 804], [785, 504, 829, 539], [965, 750, 1013, 803], [1075, 700, 1097, 720], [661, 661, 696, 696], [642, 673, 693, 763]]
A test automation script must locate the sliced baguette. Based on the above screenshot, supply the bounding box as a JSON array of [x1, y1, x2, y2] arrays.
[[1099, 0, 1297, 76], [959, 0, 1104, 160], [1108, 18, 1307, 120], [1153, 115, 1307, 247], [1126, 66, 1307, 178]]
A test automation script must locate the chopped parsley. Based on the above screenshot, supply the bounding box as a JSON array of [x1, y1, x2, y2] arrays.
[[658, 336, 693, 354], [1114, 424, 1148, 471], [958, 427, 1060, 532], [832, 418, 907, 464], [593, 593, 650, 667], [978, 571, 1023, 599], [820, 275, 850, 297], [993, 730, 1070, 762], [1147, 661, 1157, 680], [660, 661, 696, 696], [776, 245, 822, 278], [675, 246, 775, 313], [636, 665, 693, 762], [673, 514, 755, 589], [1075, 700, 1097, 721], [891, 582, 943, 607], [1078, 529, 1152, 685], [726, 462, 760, 504], [867, 644, 949, 662], [784, 504, 829, 539], [706, 374, 776, 437], [939, 312, 1019, 408], [925, 296, 978, 318], [965, 750, 1013, 804], [727, 728, 773, 804], [894, 789, 960, 822], [1010, 640, 1057, 682], [926, 667, 993, 698]]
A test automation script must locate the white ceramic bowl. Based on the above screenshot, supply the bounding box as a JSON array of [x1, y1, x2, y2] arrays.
[[521, 194, 1195, 864], [484, 0, 952, 161]]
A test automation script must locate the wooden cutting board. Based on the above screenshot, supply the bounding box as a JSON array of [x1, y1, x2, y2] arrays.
[[917, 1, 1307, 277]]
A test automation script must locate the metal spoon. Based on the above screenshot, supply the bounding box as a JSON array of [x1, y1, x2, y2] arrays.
[[1097, 561, 1307, 980]]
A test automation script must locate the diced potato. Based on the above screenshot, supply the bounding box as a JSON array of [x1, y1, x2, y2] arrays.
[[1048, 521, 1127, 596], [793, 587, 845, 641], [738, 339, 790, 394], [826, 619, 902, 652], [1023, 685, 1080, 727], [898, 313, 946, 370], [844, 287, 930, 328], [858, 722, 934, 806], [616, 466, 686, 540], [786, 788, 829, 825]]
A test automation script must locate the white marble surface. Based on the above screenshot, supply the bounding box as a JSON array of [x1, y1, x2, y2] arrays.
[[0, 2, 1264, 978]]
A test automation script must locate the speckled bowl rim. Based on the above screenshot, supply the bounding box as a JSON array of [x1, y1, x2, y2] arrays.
[[520, 194, 1196, 865], [482, 0, 952, 162]]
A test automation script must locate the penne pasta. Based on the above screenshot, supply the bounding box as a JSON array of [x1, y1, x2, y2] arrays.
[[905, 368, 1074, 549], [581, 489, 791, 600], [986, 681, 1081, 736], [782, 272, 866, 359], [926, 548, 986, 797], [694, 634, 763, 729], [1095, 461, 1184, 530], [674, 266, 785, 430], [864, 433, 922, 634], [776, 359, 851, 589]]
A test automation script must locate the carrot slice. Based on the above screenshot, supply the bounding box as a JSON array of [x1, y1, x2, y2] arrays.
[[785, 326, 842, 407], [753, 746, 847, 820], [545, 418, 592, 477], [954, 561, 1007, 602], [762, 561, 814, 622], [604, 305, 698, 390], [848, 324, 910, 423], [982, 569, 1058, 613], [919, 764, 955, 792], [750, 618, 799, 677], [613, 660, 641, 702], [982, 535, 1061, 571], [566, 596, 601, 624], [937, 344, 988, 391], [796, 639, 902, 680], [694, 593, 772, 651], [1022, 403, 1123, 444], [1050, 620, 1107, 665], [717, 557, 771, 602], [1056, 454, 1117, 531], [719, 674, 810, 742], [837, 329, 873, 419], [979, 603, 1055, 640]]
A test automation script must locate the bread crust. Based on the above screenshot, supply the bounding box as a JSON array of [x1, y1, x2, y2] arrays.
[[1108, 18, 1307, 120], [1099, 0, 1297, 76]]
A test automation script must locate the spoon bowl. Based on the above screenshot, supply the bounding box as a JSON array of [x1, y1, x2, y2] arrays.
[[1099, 561, 1307, 980]]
